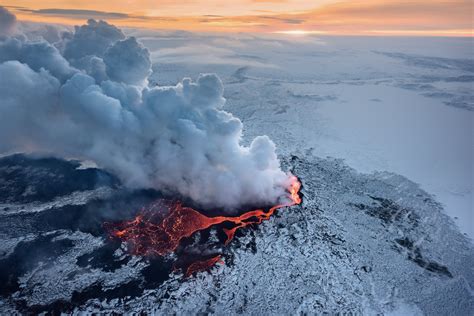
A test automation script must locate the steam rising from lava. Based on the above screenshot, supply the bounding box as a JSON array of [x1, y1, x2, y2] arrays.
[[0, 8, 292, 209], [105, 176, 302, 258]]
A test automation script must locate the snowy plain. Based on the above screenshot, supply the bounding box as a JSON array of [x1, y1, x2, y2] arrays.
[[130, 31, 473, 239]]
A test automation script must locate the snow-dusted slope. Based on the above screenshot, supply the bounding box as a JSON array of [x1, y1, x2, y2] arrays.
[[0, 154, 472, 314], [73, 155, 474, 315]]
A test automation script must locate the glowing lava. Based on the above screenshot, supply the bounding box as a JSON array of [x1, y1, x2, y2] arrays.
[[105, 176, 301, 258], [185, 255, 224, 277]]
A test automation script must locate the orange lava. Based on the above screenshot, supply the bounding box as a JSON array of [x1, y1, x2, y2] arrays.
[[185, 255, 224, 277], [105, 176, 301, 257]]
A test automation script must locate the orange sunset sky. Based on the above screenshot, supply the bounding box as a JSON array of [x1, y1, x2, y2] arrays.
[[1, 0, 472, 36]]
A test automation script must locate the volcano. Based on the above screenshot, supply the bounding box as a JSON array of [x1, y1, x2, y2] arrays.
[[0, 154, 472, 315], [0, 8, 472, 314], [105, 176, 301, 274]]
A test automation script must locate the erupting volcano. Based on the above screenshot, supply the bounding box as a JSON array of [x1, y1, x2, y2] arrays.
[[105, 176, 301, 274]]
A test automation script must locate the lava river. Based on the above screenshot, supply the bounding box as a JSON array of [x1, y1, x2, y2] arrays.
[[105, 175, 301, 274]]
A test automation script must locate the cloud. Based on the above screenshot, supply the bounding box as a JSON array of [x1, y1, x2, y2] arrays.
[[0, 6, 16, 36], [14, 7, 177, 24], [18, 8, 130, 20], [64, 19, 125, 61], [151, 44, 276, 68], [271, 0, 473, 34], [259, 15, 304, 25], [19, 23, 67, 44], [104, 37, 151, 85], [0, 61, 61, 152], [0, 17, 290, 210], [0, 37, 77, 82], [6, 0, 470, 35]]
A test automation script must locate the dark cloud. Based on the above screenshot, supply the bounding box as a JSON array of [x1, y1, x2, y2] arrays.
[[259, 15, 304, 25], [0, 37, 76, 82], [64, 19, 125, 61], [18, 8, 130, 20], [103, 37, 151, 85], [16, 7, 177, 23]]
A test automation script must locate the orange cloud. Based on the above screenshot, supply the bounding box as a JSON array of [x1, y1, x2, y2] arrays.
[[251, 0, 289, 2], [269, 0, 473, 35], [2, 0, 472, 36]]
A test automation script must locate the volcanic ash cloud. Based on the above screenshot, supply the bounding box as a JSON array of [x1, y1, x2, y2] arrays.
[[0, 9, 290, 210]]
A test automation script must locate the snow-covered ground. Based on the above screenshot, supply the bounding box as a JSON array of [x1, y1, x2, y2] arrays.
[[134, 32, 473, 239], [1, 154, 472, 315]]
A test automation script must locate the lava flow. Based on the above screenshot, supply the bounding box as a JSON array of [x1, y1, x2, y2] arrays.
[[105, 176, 301, 258], [184, 256, 224, 277]]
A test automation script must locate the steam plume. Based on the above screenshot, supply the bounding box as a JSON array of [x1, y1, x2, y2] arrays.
[[0, 6, 16, 36], [0, 8, 290, 210]]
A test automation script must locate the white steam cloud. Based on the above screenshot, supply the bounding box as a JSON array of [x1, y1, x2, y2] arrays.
[[0, 8, 290, 210]]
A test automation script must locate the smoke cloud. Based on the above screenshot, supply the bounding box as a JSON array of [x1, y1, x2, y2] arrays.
[[0, 6, 16, 36], [0, 7, 290, 210]]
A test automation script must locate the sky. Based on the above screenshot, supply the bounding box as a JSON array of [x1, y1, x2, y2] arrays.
[[1, 0, 473, 36]]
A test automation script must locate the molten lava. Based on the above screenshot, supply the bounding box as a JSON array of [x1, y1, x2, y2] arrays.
[[185, 255, 224, 277], [105, 176, 301, 263]]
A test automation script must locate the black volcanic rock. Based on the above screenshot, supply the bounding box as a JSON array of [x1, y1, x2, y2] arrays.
[[0, 154, 119, 204]]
